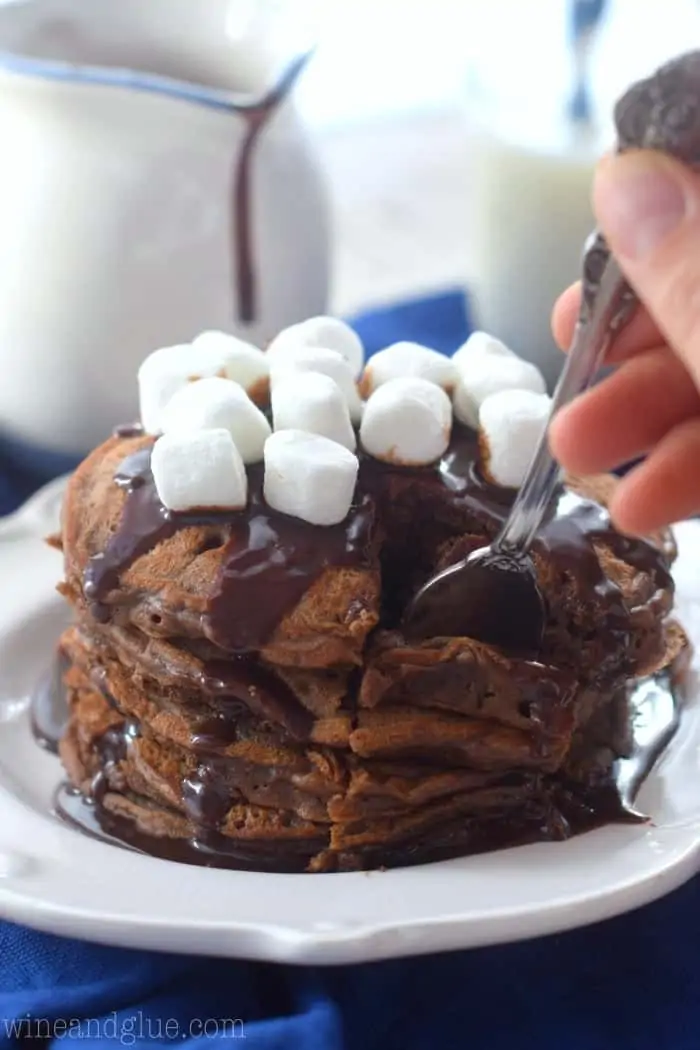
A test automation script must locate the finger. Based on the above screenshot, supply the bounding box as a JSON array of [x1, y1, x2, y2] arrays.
[[548, 344, 700, 474], [593, 149, 700, 389], [551, 282, 661, 362], [609, 416, 700, 534]]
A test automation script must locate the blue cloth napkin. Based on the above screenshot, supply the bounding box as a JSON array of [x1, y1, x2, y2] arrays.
[[1, 289, 698, 1049]]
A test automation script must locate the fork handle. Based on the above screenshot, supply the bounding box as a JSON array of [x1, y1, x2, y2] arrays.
[[498, 255, 634, 551]]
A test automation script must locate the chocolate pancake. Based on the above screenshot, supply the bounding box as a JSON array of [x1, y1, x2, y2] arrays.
[[57, 646, 644, 873], [59, 430, 677, 677], [40, 411, 687, 872]]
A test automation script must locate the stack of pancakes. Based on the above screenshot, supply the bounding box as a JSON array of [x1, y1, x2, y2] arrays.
[[53, 425, 685, 872]]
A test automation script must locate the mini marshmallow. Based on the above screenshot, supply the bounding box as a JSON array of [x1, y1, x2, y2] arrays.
[[360, 377, 452, 466], [152, 428, 247, 512], [270, 347, 363, 422], [192, 330, 269, 404], [271, 372, 356, 451], [452, 355, 546, 429], [264, 429, 359, 526], [266, 316, 364, 378], [478, 389, 551, 488], [159, 376, 271, 464], [451, 331, 517, 372], [359, 341, 457, 399], [138, 342, 238, 435]]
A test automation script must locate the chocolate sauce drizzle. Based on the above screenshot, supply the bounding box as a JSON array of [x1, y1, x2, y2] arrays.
[[232, 53, 311, 323], [41, 667, 322, 871], [83, 443, 377, 653], [83, 429, 672, 665], [33, 658, 685, 871], [90, 720, 139, 805], [56, 424, 680, 869], [53, 780, 319, 873], [194, 657, 312, 741], [208, 468, 376, 653], [83, 448, 172, 623]]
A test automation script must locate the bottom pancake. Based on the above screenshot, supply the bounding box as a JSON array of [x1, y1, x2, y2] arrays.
[[46, 650, 682, 873]]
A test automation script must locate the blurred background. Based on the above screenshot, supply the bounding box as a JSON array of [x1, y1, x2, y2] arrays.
[[0, 0, 698, 455], [298, 0, 700, 352]]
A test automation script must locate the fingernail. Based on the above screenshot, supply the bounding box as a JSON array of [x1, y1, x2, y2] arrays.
[[594, 153, 688, 260]]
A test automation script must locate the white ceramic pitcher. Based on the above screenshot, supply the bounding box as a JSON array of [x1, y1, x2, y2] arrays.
[[0, 0, 330, 454]]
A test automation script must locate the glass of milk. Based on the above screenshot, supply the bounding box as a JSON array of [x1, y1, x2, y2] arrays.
[[464, 0, 700, 388]]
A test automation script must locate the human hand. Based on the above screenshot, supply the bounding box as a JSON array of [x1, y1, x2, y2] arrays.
[[549, 149, 700, 535]]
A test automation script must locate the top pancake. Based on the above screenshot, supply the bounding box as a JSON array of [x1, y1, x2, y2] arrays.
[[57, 430, 682, 682]]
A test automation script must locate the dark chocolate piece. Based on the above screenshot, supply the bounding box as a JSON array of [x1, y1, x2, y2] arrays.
[[615, 51, 700, 164]]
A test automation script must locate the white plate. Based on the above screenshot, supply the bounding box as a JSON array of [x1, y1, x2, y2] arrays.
[[0, 478, 699, 965]]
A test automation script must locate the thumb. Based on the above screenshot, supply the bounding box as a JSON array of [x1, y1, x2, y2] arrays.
[[593, 149, 700, 387]]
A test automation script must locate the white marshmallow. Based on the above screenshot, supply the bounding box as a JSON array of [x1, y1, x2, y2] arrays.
[[271, 372, 356, 451], [263, 429, 359, 526], [360, 341, 457, 398], [159, 376, 271, 464], [360, 377, 452, 466], [266, 316, 364, 378], [451, 331, 517, 372], [138, 342, 238, 435], [452, 355, 546, 429], [270, 347, 363, 423], [192, 330, 269, 402], [478, 389, 552, 488], [152, 428, 248, 512]]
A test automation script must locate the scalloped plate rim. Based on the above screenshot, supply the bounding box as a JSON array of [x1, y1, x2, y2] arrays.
[[0, 476, 698, 965]]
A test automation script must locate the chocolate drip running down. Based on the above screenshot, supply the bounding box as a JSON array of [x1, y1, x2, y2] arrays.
[[32, 659, 684, 870], [195, 657, 312, 742], [208, 472, 376, 653], [83, 444, 377, 653], [232, 52, 312, 323], [83, 447, 174, 623], [53, 783, 324, 873]]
